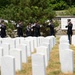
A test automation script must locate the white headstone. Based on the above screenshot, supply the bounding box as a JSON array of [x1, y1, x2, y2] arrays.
[[0, 47, 3, 66], [47, 36, 56, 46], [36, 46, 48, 67], [59, 43, 70, 50], [43, 38, 52, 51], [2, 38, 16, 49], [41, 43, 50, 61], [25, 37, 34, 52], [17, 44, 27, 63], [60, 35, 68, 39], [1, 55, 15, 75], [72, 35, 75, 46], [59, 43, 70, 62], [60, 49, 74, 73], [19, 37, 25, 44], [20, 40, 31, 57], [32, 37, 38, 48], [46, 36, 53, 48], [37, 36, 45, 46], [14, 38, 20, 48], [60, 35, 69, 44], [1, 43, 10, 55], [43, 43, 50, 60], [0, 38, 2, 45], [32, 54, 46, 75], [10, 49, 22, 71], [60, 40, 69, 44], [37, 37, 40, 46]]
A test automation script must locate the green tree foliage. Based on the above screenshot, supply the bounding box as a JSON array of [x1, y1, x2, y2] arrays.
[[0, 0, 10, 7], [0, 0, 74, 23], [0, 0, 56, 23], [0, 0, 74, 36], [49, 0, 68, 10]]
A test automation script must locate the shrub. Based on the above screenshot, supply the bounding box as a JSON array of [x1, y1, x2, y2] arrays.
[[65, 6, 75, 15]]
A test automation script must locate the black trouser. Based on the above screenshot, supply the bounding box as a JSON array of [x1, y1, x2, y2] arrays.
[[68, 34, 72, 44]]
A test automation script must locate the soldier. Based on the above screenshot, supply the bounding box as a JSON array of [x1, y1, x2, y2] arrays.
[[16, 21, 23, 37], [33, 21, 40, 37], [0, 20, 6, 38], [47, 20, 55, 36], [65, 19, 73, 44]]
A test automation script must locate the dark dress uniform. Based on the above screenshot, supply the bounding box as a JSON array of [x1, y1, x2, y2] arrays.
[[66, 22, 73, 44], [17, 24, 23, 37], [1, 24, 6, 38], [33, 24, 40, 37], [47, 23, 55, 36]]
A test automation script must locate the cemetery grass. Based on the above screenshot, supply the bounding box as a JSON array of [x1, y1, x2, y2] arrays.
[[16, 36, 75, 75]]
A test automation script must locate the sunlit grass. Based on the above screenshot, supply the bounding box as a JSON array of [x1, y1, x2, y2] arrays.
[[16, 36, 75, 75], [16, 57, 32, 75]]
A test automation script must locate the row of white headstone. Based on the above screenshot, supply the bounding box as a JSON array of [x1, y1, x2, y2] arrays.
[[59, 35, 74, 73], [32, 36, 56, 75], [0, 36, 56, 75], [0, 36, 39, 75]]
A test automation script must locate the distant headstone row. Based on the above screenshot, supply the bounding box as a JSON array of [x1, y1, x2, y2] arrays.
[[59, 35, 74, 73], [0, 36, 56, 75], [32, 36, 56, 75]]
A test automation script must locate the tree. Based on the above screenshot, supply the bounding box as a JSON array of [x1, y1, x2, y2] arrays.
[[0, 0, 10, 7], [0, 0, 56, 36]]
